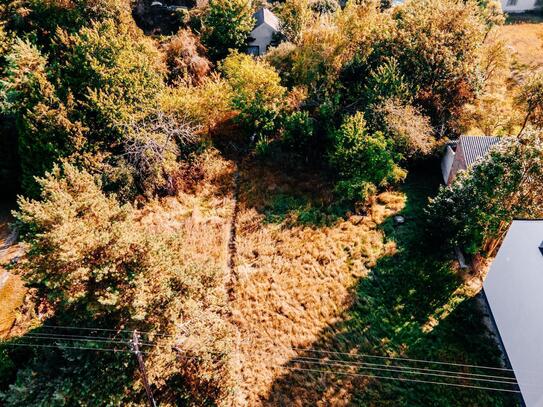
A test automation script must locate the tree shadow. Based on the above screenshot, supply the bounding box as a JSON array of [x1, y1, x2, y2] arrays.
[[263, 166, 518, 406], [235, 154, 350, 228]]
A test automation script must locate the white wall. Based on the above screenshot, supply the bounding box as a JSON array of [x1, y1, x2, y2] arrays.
[[248, 24, 276, 55], [484, 221, 543, 407], [502, 0, 542, 13], [441, 145, 455, 184]]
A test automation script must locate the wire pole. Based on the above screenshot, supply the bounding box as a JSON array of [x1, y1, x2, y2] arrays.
[[132, 330, 158, 407]]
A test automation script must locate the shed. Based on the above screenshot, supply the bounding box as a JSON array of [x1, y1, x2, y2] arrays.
[[247, 8, 280, 56], [441, 135, 500, 184], [483, 220, 543, 407]]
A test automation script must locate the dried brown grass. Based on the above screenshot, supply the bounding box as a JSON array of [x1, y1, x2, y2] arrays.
[[230, 162, 405, 406], [0, 209, 26, 338]]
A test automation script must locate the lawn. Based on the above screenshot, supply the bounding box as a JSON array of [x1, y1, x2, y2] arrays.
[[231, 158, 519, 406]]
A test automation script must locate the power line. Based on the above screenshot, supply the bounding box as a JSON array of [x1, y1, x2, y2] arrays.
[[282, 366, 522, 394], [290, 347, 516, 372], [11, 329, 522, 384], [291, 357, 519, 385], [37, 324, 515, 373]]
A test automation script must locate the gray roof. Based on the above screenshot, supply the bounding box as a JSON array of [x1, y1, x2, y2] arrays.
[[459, 135, 500, 167], [484, 220, 543, 407], [253, 7, 279, 31]]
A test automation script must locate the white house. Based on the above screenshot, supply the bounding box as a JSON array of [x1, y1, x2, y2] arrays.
[[483, 220, 543, 407], [247, 8, 280, 56], [501, 0, 543, 13]]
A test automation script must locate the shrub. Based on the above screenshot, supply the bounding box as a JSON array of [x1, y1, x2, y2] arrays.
[[221, 52, 286, 141], [281, 110, 315, 153], [163, 29, 211, 85], [425, 130, 543, 255], [329, 112, 406, 194], [201, 0, 255, 61], [12, 163, 236, 405]]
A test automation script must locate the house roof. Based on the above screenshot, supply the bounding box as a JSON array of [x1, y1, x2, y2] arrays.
[[459, 135, 500, 167], [484, 220, 543, 407], [253, 7, 279, 31]]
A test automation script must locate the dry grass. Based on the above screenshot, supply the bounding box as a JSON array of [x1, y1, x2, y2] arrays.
[[0, 205, 26, 338], [138, 148, 236, 281], [230, 161, 405, 406], [497, 23, 543, 70]]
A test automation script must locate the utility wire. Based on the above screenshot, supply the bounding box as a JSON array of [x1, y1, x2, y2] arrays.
[[291, 357, 518, 385], [37, 324, 515, 373], [282, 366, 522, 394], [11, 329, 521, 384], [3, 334, 523, 388]]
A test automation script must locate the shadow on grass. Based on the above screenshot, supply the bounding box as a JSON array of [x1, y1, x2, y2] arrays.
[[263, 166, 518, 407], [236, 154, 351, 228]]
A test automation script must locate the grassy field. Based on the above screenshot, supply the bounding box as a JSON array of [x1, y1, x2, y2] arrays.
[[230, 157, 518, 406], [497, 21, 543, 71]]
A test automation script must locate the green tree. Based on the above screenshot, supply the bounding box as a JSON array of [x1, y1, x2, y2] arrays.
[[8, 163, 236, 405], [221, 52, 286, 142], [1, 39, 85, 195], [201, 0, 255, 61], [392, 0, 489, 132], [329, 112, 406, 201], [426, 130, 543, 255]]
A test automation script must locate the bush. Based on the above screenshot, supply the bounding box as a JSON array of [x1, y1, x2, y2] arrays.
[[163, 29, 211, 85], [12, 163, 236, 405], [425, 130, 543, 255], [221, 52, 286, 142], [329, 112, 406, 197], [201, 0, 255, 61], [281, 110, 315, 153]]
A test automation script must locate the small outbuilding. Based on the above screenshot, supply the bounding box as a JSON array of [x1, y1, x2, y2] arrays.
[[483, 220, 543, 407], [247, 7, 280, 56], [441, 135, 500, 185]]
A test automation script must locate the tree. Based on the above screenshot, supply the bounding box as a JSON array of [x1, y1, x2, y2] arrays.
[[9, 163, 236, 405], [329, 112, 406, 201], [163, 29, 211, 86], [0, 39, 85, 195], [515, 72, 543, 136], [277, 0, 314, 43], [391, 0, 489, 133], [375, 99, 435, 158], [425, 129, 543, 255], [201, 0, 255, 61], [221, 52, 286, 142]]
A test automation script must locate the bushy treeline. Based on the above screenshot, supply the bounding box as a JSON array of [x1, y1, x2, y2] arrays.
[[426, 130, 543, 256], [0, 0, 521, 404]]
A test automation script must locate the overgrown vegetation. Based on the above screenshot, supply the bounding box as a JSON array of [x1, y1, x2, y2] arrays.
[[0, 0, 539, 404]]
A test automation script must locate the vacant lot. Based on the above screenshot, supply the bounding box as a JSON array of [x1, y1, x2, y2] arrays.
[[230, 159, 517, 406], [497, 22, 543, 70]]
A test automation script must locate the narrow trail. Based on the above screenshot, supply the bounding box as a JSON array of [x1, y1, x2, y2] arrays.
[[226, 169, 241, 301]]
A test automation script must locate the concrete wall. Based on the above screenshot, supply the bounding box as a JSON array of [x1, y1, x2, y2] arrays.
[[446, 142, 467, 185], [441, 145, 455, 184], [248, 24, 276, 55], [502, 0, 542, 13]]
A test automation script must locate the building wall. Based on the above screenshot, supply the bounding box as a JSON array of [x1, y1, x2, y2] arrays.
[[446, 142, 467, 185], [501, 0, 542, 13], [248, 24, 276, 55], [441, 145, 455, 184]]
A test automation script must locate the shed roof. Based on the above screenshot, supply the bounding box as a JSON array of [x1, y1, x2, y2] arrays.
[[459, 135, 500, 167], [253, 7, 279, 31], [484, 220, 543, 407]]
